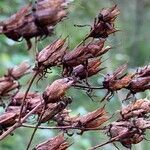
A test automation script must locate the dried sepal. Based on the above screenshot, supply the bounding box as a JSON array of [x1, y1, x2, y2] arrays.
[[106, 120, 144, 149], [0, 106, 23, 129], [102, 64, 133, 101], [9, 92, 40, 107], [43, 78, 74, 103], [34, 134, 70, 150], [127, 76, 150, 94], [55, 107, 108, 130], [41, 97, 71, 123]]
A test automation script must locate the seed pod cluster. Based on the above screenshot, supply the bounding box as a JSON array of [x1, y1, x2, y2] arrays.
[[0, 0, 69, 49], [102, 64, 150, 101]]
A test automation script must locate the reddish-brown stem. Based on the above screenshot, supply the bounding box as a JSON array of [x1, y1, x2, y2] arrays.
[[73, 84, 104, 90], [26, 104, 46, 150], [18, 71, 38, 122]]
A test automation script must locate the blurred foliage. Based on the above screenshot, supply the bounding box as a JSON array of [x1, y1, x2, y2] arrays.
[[0, 0, 149, 150]]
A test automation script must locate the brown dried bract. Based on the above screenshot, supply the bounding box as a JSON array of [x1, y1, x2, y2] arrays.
[[127, 76, 150, 95], [0, 0, 69, 49], [34, 134, 70, 150], [0, 106, 23, 129], [43, 78, 74, 103], [106, 120, 144, 149], [55, 107, 108, 131]]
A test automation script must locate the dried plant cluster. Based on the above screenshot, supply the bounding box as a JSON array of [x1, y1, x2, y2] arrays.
[[0, 1, 149, 150]]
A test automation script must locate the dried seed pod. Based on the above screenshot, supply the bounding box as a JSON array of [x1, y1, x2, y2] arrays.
[[87, 5, 120, 39], [9, 91, 40, 107], [136, 65, 150, 77], [102, 64, 133, 101], [127, 76, 150, 94], [7, 61, 30, 80], [77, 107, 108, 128], [0, 0, 69, 49], [0, 106, 22, 128], [72, 59, 103, 79], [41, 97, 71, 123], [36, 38, 67, 70], [43, 78, 74, 103], [120, 98, 150, 119], [34, 134, 70, 150], [0, 77, 19, 97], [107, 120, 143, 149]]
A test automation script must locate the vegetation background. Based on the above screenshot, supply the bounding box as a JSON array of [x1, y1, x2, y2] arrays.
[[0, 0, 149, 149]]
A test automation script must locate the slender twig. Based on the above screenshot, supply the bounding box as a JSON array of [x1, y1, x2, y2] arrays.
[[18, 72, 38, 122], [22, 124, 105, 131], [26, 104, 46, 150], [73, 84, 104, 90]]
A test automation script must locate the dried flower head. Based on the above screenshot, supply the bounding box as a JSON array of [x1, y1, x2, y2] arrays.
[[0, 106, 22, 129], [0, 77, 19, 97], [77, 107, 108, 129], [106, 120, 144, 149], [102, 64, 134, 101]]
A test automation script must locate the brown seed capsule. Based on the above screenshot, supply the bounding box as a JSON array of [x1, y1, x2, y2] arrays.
[[77, 107, 108, 128], [120, 98, 150, 119], [43, 77, 74, 103], [36, 38, 67, 69], [0, 77, 19, 97], [72, 59, 103, 79], [7, 61, 30, 80], [63, 39, 110, 76], [88, 5, 120, 39]]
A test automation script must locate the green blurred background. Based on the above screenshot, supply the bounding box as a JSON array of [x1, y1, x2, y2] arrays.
[[0, 0, 150, 149]]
